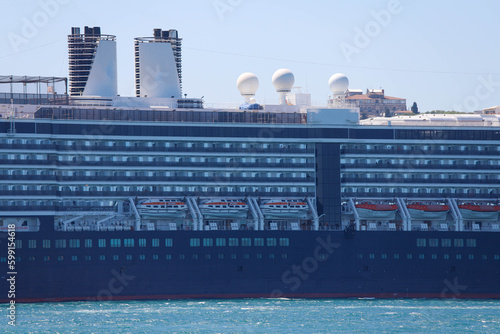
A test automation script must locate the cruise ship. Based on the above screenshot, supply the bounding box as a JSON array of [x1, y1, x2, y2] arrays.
[[1, 27, 500, 302]]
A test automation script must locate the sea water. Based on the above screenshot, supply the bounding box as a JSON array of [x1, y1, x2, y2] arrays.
[[1, 299, 500, 333]]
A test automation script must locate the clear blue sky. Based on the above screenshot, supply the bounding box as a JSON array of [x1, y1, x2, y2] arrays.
[[1, 0, 499, 112]]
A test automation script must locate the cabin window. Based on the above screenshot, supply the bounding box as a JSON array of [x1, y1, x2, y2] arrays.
[[110, 239, 121, 248], [126, 255, 133, 261], [139, 239, 146, 247], [113, 255, 119, 261], [15, 240, 22, 249], [166, 254, 172, 260], [85, 239, 92, 248], [69, 239, 80, 248], [216, 238, 226, 247], [203, 238, 213, 247], [429, 239, 439, 247], [152, 239, 159, 247], [441, 239, 451, 247], [267, 238, 277, 247], [394, 254, 399, 259], [190, 238, 200, 247], [124, 239, 134, 247], [454, 239, 464, 247], [43, 240, 50, 248], [279, 238, 290, 246], [229, 238, 239, 247], [254, 238, 264, 246], [55, 239, 66, 248], [241, 238, 251, 247], [98, 239, 106, 248], [456, 254, 462, 260], [416, 238, 426, 247], [28, 240, 36, 249], [218, 254, 224, 259], [165, 238, 173, 247], [466, 239, 476, 247], [431, 254, 437, 260]]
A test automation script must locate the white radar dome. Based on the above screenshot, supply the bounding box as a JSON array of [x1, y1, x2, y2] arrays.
[[272, 69, 295, 92], [237, 72, 259, 97], [329, 73, 349, 95]]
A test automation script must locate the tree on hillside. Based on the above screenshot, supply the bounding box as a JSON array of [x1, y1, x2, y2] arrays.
[[411, 102, 419, 114]]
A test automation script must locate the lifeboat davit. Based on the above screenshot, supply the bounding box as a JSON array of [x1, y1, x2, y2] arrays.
[[199, 199, 249, 218], [355, 203, 398, 219], [458, 203, 500, 221], [406, 203, 449, 220], [260, 199, 309, 219], [137, 199, 188, 218]]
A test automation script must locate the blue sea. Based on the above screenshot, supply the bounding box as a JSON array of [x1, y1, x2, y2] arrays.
[[2, 299, 500, 333]]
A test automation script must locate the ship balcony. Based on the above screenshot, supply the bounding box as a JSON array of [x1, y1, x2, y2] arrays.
[[341, 177, 498, 185], [341, 148, 500, 156], [342, 163, 500, 171]]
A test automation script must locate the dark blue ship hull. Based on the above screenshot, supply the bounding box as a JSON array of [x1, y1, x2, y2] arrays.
[[2, 216, 500, 302]]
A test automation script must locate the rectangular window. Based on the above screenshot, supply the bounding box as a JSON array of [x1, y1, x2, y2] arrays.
[[369, 254, 375, 259], [139, 239, 146, 247], [441, 239, 451, 247], [216, 238, 226, 247], [469, 254, 474, 260], [165, 238, 173, 247], [494, 255, 499, 260], [98, 239, 106, 248], [43, 240, 50, 248], [203, 238, 213, 247], [218, 254, 224, 259], [416, 238, 426, 247], [357, 254, 363, 259], [69, 239, 80, 248], [124, 239, 134, 247], [381, 254, 387, 259], [269, 254, 275, 259], [29, 240, 36, 249], [126, 255, 133, 261], [456, 254, 462, 260], [206, 254, 211, 259], [152, 254, 158, 260], [85, 255, 91, 261], [55, 239, 66, 248], [15, 240, 22, 249], [84, 239, 92, 248], [241, 238, 251, 247], [444, 254, 450, 260], [407, 254, 413, 259], [267, 238, 277, 246], [254, 238, 264, 246], [179, 254, 185, 260], [71, 256, 77, 261], [394, 254, 400, 259], [113, 255, 119, 260], [454, 239, 464, 247], [256, 254, 262, 259], [429, 239, 439, 247], [419, 254, 425, 259], [431, 254, 437, 260], [99, 255, 105, 261], [190, 238, 201, 247], [279, 238, 290, 246], [110, 239, 121, 248], [44, 256, 50, 262], [229, 238, 239, 247], [152, 238, 160, 247], [166, 254, 172, 260], [466, 239, 476, 247]]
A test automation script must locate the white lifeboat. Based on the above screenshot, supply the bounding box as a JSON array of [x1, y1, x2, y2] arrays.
[[458, 203, 500, 221], [406, 202, 449, 220], [260, 199, 309, 219], [355, 202, 398, 220], [199, 199, 249, 218], [137, 199, 188, 218]]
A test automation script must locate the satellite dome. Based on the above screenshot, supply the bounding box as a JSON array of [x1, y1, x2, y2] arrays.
[[272, 69, 295, 92], [237, 72, 259, 97], [329, 73, 349, 95]]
